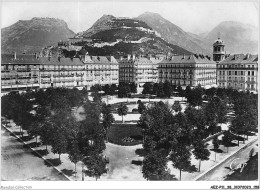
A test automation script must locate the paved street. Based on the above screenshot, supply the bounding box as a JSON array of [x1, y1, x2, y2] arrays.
[[1, 125, 68, 181], [197, 139, 258, 181]]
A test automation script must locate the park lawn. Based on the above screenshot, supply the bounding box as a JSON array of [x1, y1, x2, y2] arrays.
[[107, 124, 143, 146]]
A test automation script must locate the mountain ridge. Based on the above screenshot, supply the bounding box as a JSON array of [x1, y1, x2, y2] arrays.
[[1, 17, 75, 54]]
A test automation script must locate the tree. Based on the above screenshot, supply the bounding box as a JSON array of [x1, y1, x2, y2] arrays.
[[172, 101, 182, 113], [184, 86, 192, 100], [81, 87, 89, 102], [186, 85, 203, 107], [101, 104, 115, 141], [185, 105, 208, 140], [140, 101, 175, 154], [142, 151, 171, 180], [137, 110, 150, 144], [157, 82, 164, 98], [192, 139, 210, 172], [205, 87, 216, 98], [51, 128, 68, 161], [212, 136, 220, 162], [204, 96, 228, 125], [138, 101, 146, 114], [176, 86, 185, 101], [207, 121, 221, 135], [110, 84, 117, 95], [222, 131, 233, 153], [40, 120, 54, 151], [142, 82, 153, 94], [102, 84, 111, 95], [92, 90, 102, 103], [27, 119, 42, 143], [14, 94, 34, 137], [130, 82, 137, 93], [68, 137, 82, 176], [152, 83, 159, 95], [169, 144, 192, 181], [78, 100, 106, 181], [117, 103, 128, 123], [230, 113, 250, 143], [48, 99, 73, 161], [232, 94, 258, 140], [163, 80, 172, 98], [83, 153, 108, 180], [67, 88, 83, 108], [118, 83, 130, 98]]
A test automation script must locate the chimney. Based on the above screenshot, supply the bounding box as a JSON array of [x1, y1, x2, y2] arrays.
[[120, 56, 123, 60], [35, 53, 38, 59], [127, 54, 131, 60], [14, 52, 16, 60], [58, 57, 61, 62], [183, 54, 185, 59], [133, 54, 136, 60]]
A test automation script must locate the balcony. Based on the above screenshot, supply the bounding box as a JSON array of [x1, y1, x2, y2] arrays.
[[1, 69, 10, 72], [76, 74, 84, 77], [17, 69, 31, 72], [17, 76, 31, 79], [41, 75, 51, 78], [246, 81, 256, 84], [76, 79, 84, 82]]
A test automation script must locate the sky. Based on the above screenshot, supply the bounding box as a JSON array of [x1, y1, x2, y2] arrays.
[[0, 0, 259, 35]]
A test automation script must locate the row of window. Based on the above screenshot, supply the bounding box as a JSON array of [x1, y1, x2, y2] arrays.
[[217, 64, 255, 69], [219, 70, 255, 76]]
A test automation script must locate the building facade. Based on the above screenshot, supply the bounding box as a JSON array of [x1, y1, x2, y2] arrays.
[[39, 57, 85, 89], [82, 55, 119, 88], [1, 53, 41, 92], [1, 53, 119, 92], [217, 54, 258, 92], [118, 55, 160, 87], [158, 54, 217, 88]]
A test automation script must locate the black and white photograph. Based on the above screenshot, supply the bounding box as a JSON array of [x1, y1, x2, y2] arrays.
[[0, 0, 259, 189]]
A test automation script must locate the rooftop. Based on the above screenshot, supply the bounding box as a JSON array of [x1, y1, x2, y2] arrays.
[[83, 55, 118, 64], [39, 57, 85, 66], [159, 54, 215, 64], [220, 54, 258, 64], [1, 54, 41, 64]]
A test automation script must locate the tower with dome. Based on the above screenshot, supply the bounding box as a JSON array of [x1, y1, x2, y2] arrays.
[[213, 33, 225, 63]]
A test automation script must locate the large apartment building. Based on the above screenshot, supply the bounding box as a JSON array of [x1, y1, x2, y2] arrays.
[[81, 55, 119, 88], [213, 36, 258, 93], [158, 54, 217, 88], [39, 57, 85, 89], [118, 54, 161, 87], [217, 54, 258, 92], [1, 53, 41, 92], [1, 53, 119, 92]]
